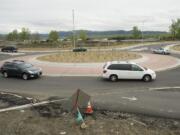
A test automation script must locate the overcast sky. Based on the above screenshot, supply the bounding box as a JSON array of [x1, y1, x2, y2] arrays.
[[0, 0, 180, 33]]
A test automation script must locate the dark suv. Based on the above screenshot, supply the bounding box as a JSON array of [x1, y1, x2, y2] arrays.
[[0, 60, 42, 80], [1, 46, 18, 53]]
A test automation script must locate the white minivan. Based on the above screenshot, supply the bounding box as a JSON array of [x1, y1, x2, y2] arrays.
[[102, 61, 156, 82]]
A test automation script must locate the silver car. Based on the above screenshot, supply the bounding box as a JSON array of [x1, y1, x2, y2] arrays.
[[153, 48, 170, 55]]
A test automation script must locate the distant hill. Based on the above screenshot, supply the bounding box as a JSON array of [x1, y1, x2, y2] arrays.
[[0, 30, 168, 40]]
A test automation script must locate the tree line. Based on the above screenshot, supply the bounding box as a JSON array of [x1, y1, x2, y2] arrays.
[[6, 28, 60, 42], [6, 28, 87, 42], [5, 18, 180, 42]]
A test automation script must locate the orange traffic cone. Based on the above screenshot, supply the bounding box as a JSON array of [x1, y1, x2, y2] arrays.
[[85, 101, 93, 114]]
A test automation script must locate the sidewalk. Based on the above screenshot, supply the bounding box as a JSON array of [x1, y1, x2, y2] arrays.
[[0, 53, 179, 76]]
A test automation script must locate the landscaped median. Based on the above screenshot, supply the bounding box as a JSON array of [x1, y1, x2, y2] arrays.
[[1, 50, 179, 76], [37, 51, 141, 63]]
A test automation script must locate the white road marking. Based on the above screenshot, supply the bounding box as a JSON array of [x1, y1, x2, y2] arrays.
[[0, 52, 25, 56], [121, 96, 138, 101], [167, 109, 174, 113], [149, 86, 180, 91], [0, 92, 22, 98]]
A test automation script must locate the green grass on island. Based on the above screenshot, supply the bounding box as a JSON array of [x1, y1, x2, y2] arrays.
[[37, 51, 141, 63]]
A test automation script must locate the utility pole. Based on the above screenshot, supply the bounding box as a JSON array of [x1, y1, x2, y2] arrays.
[[72, 9, 76, 49], [141, 21, 145, 45]]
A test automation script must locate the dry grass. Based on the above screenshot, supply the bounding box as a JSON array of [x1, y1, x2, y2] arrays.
[[20, 43, 135, 51], [172, 45, 180, 51], [86, 41, 163, 49], [20, 41, 167, 51], [37, 51, 141, 63], [19, 48, 62, 51]]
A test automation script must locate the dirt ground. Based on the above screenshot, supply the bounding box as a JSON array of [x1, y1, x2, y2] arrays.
[[0, 92, 180, 135], [0, 107, 180, 135]]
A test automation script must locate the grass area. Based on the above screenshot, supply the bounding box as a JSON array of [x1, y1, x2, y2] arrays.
[[172, 45, 180, 51], [19, 41, 172, 51], [19, 43, 137, 51], [19, 48, 62, 51], [37, 51, 141, 63], [86, 41, 162, 49]]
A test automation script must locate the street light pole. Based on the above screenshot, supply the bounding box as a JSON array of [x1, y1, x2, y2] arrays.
[[141, 21, 145, 45], [72, 9, 76, 49]]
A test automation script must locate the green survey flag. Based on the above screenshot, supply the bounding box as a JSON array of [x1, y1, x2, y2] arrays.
[[76, 108, 83, 123]]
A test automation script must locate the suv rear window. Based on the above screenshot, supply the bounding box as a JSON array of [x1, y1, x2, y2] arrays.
[[107, 64, 131, 70], [18, 63, 33, 69], [3, 63, 12, 67]]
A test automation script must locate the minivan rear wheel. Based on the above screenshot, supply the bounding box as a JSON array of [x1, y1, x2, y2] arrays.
[[22, 73, 28, 80], [143, 75, 151, 82], [109, 75, 118, 82]]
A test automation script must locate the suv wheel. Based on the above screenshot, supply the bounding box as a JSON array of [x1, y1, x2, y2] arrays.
[[109, 75, 118, 82], [3, 72, 8, 78], [143, 75, 151, 82], [22, 73, 28, 80]]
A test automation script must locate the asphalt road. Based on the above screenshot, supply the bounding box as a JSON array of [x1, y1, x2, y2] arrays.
[[0, 51, 55, 61], [0, 68, 180, 119], [0, 42, 180, 119], [127, 42, 173, 51]]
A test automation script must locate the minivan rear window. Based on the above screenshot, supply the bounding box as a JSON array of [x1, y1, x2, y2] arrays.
[[107, 64, 131, 70]]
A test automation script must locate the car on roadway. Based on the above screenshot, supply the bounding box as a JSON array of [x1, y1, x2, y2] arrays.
[[152, 47, 170, 55], [0, 60, 42, 80], [102, 61, 156, 82], [1, 46, 18, 53], [73, 47, 87, 52]]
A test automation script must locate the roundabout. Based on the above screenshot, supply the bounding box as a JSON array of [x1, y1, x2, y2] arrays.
[[0, 51, 179, 76], [0, 42, 180, 119]]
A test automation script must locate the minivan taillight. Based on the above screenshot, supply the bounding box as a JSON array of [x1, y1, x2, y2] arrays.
[[103, 70, 107, 73]]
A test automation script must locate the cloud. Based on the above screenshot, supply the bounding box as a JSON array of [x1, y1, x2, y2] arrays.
[[0, 0, 180, 33]]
